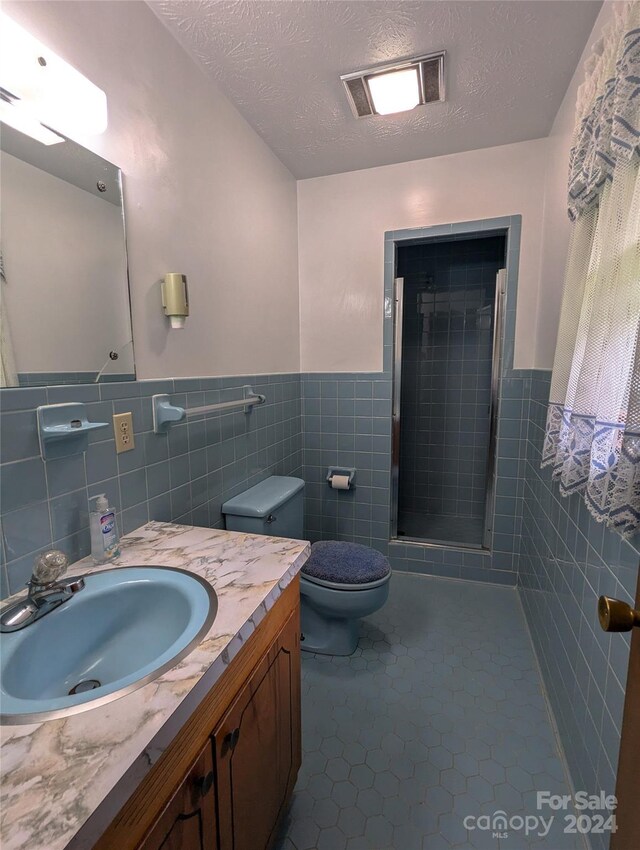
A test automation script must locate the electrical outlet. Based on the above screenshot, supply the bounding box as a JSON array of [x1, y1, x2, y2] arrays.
[[113, 412, 135, 454]]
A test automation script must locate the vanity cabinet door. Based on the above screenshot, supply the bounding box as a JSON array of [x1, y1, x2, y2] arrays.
[[138, 741, 218, 850], [214, 608, 301, 850]]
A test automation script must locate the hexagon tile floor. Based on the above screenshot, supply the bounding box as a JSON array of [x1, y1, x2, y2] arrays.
[[274, 573, 586, 850]]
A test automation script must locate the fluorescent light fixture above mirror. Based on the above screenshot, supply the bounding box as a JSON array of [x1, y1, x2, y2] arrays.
[[0, 97, 64, 145], [341, 52, 445, 119], [0, 12, 107, 145]]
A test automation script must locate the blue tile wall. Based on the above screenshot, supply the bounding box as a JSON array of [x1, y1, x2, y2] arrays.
[[301, 370, 393, 549], [0, 374, 302, 598], [301, 371, 527, 586], [302, 216, 524, 586], [518, 369, 639, 850], [396, 235, 504, 525]]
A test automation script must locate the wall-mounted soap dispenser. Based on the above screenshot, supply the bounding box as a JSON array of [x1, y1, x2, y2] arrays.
[[161, 273, 189, 329]]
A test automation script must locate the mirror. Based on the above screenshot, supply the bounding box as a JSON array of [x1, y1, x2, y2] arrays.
[[0, 123, 134, 387]]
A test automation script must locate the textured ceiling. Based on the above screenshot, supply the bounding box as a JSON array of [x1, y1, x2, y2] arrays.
[[151, 0, 601, 179]]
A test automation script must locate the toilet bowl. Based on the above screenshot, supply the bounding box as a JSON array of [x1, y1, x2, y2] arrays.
[[300, 569, 390, 656], [222, 476, 391, 656]]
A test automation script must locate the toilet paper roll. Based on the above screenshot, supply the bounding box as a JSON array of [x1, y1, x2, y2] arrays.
[[330, 474, 351, 490]]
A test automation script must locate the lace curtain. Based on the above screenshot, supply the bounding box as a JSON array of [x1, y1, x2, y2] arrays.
[[542, 1, 640, 538]]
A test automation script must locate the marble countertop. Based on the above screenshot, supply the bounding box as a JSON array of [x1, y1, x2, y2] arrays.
[[0, 521, 310, 850]]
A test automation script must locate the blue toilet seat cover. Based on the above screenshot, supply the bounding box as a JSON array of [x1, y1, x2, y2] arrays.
[[302, 541, 391, 585]]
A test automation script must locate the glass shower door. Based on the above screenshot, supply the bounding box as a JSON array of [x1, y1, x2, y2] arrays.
[[391, 238, 506, 550]]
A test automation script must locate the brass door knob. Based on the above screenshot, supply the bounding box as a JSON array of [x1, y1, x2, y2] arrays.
[[598, 596, 640, 632]]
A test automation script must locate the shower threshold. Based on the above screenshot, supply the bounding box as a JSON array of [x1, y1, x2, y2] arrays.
[[396, 512, 486, 549], [394, 535, 487, 552]]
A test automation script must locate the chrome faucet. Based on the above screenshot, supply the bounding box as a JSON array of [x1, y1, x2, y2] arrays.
[[0, 551, 85, 633]]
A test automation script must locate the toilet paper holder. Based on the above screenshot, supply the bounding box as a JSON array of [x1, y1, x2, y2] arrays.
[[326, 467, 356, 490]]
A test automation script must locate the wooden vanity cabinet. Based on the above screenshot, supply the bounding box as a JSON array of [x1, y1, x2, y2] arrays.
[[214, 606, 300, 850], [95, 577, 300, 850], [137, 742, 217, 850]]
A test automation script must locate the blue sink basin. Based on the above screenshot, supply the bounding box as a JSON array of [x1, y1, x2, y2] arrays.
[[0, 566, 217, 724]]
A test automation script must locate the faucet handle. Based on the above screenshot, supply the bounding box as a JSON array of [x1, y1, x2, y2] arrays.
[[31, 550, 69, 587]]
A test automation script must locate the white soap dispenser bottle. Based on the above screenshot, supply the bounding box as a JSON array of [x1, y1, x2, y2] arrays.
[[90, 494, 121, 563]]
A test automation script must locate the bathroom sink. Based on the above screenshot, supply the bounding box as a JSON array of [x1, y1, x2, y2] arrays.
[[0, 566, 217, 724]]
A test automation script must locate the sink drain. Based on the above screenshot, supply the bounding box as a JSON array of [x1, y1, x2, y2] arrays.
[[68, 679, 101, 695]]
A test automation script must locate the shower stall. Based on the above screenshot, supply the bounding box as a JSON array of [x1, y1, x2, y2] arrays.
[[391, 233, 506, 549]]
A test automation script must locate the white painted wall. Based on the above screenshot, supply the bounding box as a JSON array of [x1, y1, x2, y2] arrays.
[[4, 1, 618, 378], [297, 2, 619, 374], [297, 3, 621, 375], [1, 152, 132, 375], [297, 139, 548, 372], [3, 0, 300, 379], [535, 1, 621, 369]]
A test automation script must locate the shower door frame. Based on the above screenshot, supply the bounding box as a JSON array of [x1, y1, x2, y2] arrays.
[[483, 268, 507, 549], [390, 231, 508, 551], [389, 277, 405, 541]]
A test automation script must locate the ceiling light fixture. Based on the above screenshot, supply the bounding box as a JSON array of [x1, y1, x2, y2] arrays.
[[0, 12, 108, 144], [341, 51, 445, 119], [367, 68, 420, 116]]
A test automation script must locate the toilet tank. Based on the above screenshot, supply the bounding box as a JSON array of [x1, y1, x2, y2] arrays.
[[222, 476, 305, 539]]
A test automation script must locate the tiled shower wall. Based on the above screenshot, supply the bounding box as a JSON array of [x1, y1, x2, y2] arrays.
[[519, 370, 639, 850], [0, 374, 302, 597], [396, 236, 503, 521]]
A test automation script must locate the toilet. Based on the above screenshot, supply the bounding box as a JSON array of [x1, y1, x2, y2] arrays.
[[222, 476, 391, 656]]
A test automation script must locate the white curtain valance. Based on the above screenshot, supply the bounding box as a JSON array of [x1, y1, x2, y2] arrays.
[[543, 1, 640, 539], [568, 1, 640, 220]]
